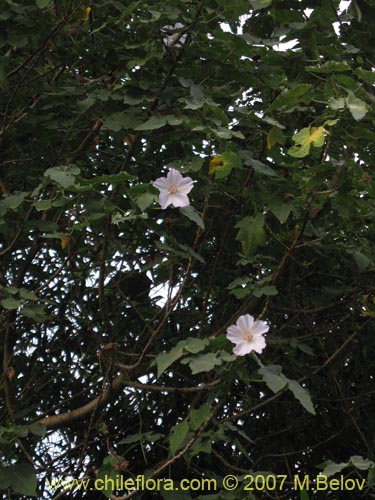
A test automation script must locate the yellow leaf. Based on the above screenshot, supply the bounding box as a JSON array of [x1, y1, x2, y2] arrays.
[[61, 236, 70, 250], [309, 126, 326, 146], [209, 152, 242, 178], [360, 310, 375, 318], [123, 133, 136, 146], [288, 125, 328, 158], [74, 6, 91, 21], [208, 155, 224, 176]]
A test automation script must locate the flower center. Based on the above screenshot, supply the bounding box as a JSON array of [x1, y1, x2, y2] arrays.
[[169, 184, 178, 194], [243, 331, 253, 342]]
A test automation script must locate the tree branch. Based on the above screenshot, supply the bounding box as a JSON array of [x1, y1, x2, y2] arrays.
[[39, 374, 126, 429]]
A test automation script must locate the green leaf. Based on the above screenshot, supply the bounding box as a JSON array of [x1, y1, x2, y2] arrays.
[[189, 156, 204, 172], [250, 0, 272, 10], [208, 334, 230, 353], [28, 422, 47, 436], [235, 214, 266, 256], [221, 151, 243, 170], [179, 206, 205, 229], [345, 94, 368, 121], [34, 199, 52, 211], [185, 352, 222, 374], [258, 365, 288, 393], [328, 97, 346, 110], [1, 297, 22, 309], [350, 455, 374, 470], [230, 287, 251, 299], [253, 285, 278, 297], [0, 464, 37, 496], [21, 304, 48, 322], [299, 490, 309, 500], [169, 419, 189, 455], [295, 342, 315, 356], [136, 192, 158, 211], [183, 337, 209, 354], [97, 467, 119, 497], [78, 97, 95, 112], [225, 423, 256, 444], [135, 116, 168, 131], [336, 74, 358, 90], [268, 199, 292, 224], [118, 432, 164, 445], [183, 85, 206, 110], [12, 425, 29, 438], [156, 241, 193, 261], [288, 380, 315, 415], [104, 111, 139, 132], [267, 127, 286, 149], [350, 250, 372, 272], [112, 211, 147, 224], [156, 343, 186, 378], [260, 365, 315, 414], [44, 166, 79, 189], [189, 403, 211, 430], [0, 192, 27, 217], [368, 466, 375, 486], [19, 289, 38, 301], [267, 84, 312, 113], [35, 0, 51, 8], [305, 61, 351, 73], [248, 158, 278, 177], [261, 116, 286, 129], [0, 471, 13, 490], [214, 127, 245, 140], [227, 276, 252, 290], [220, 350, 236, 362], [355, 68, 375, 83], [129, 184, 158, 211], [177, 243, 205, 263], [188, 437, 212, 459], [321, 461, 348, 477]]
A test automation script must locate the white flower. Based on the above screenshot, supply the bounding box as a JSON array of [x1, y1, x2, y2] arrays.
[[226, 314, 269, 356], [153, 168, 194, 209]]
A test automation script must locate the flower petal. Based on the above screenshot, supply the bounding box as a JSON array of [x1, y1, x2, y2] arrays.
[[177, 177, 194, 195], [170, 192, 190, 208], [226, 325, 244, 343], [233, 342, 253, 356], [237, 314, 254, 332], [251, 336, 267, 354], [153, 177, 169, 191], [167, 168, 183, 185], [251, 320, 269, 336], [159, 193, 172, 209]]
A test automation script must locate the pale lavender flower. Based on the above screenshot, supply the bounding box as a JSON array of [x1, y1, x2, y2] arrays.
[[153, 168, 194, 209], [226, 314, 269, 356]]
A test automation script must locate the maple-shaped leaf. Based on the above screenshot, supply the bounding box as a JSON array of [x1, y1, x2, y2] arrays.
[[287, 126, 327, 158], [267, 126, 286, 149]]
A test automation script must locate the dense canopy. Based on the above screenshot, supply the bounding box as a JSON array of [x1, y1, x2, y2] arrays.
[[1, 0, 375, 498]]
